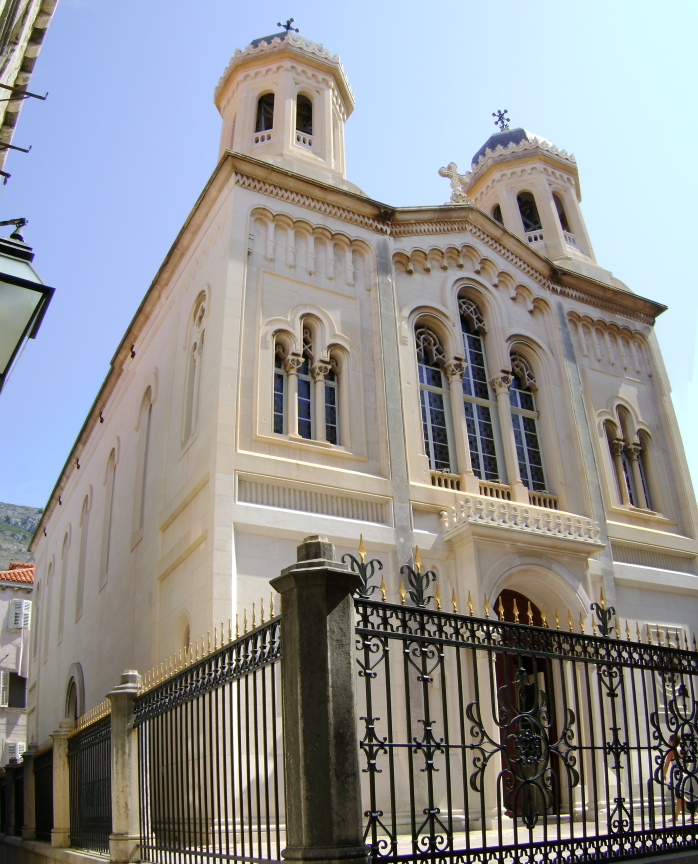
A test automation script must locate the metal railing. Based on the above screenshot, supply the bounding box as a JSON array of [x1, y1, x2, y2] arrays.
[[34, 745, 53, 843], [68, 713, 112, 853], [12, 763, 23, 836], [354, 560, 698, 864], [134, 617, 283, 864]]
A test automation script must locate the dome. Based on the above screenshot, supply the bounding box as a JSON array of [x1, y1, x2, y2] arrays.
[[470, 127, 574, 171]]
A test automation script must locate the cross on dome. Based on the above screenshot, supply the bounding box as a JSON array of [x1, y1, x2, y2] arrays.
[[492, 109, 510, 131], [277, 18, 299, 32]]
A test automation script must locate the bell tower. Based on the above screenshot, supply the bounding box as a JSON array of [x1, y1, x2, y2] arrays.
[[214, 27, 356, 191]]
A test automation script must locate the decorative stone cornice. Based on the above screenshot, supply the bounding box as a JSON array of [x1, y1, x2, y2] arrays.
[[440, 496, 602, 547]]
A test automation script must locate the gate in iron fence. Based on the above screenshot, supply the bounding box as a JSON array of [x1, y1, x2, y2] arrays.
[[34, 746, 53, 843], [68, 713, 112, 853], [134, 616, 283, 864], [354, 560, 698, 864]]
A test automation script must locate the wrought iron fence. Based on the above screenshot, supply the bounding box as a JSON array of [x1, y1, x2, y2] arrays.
[[12, 763, 23, 836], [134, 617, 283, 864], [34, 746, 53, 843], [68, 713, 112, 853], [353, 558, 698, 864]]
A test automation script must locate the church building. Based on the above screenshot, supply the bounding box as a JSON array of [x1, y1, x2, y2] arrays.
[[26, 28, 698, 743]]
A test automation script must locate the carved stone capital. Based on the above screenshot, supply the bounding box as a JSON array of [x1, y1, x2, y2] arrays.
[[625, 443, 642, 461], [311, 362, 332, 381], [610, 438, 626, 457], [283, 354, 304, 374], [444, 359, 465, 382], [489, 373, 513, 395]]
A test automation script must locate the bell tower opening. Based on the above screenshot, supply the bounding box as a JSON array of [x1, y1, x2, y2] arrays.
[[255, 93, 275, 134]]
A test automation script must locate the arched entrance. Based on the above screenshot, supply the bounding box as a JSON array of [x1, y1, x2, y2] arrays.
[[494, 589, 560, 826]]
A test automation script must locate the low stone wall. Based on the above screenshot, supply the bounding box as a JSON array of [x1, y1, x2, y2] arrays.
[[0, 836, 103, 864]]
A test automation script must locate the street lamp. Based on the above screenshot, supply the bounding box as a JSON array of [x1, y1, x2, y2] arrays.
[[0, 218, 54, 394]]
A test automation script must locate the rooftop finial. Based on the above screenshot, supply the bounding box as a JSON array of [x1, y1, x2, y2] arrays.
[[492, 109, 510, 132], [277, 18, 299, 32]]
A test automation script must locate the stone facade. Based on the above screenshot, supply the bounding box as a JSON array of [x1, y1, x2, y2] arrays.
[[26, 30, 698, 743], [0, 563, 32, 760]]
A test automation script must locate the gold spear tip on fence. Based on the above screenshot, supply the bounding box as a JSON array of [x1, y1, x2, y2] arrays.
[[435, 582, 442, 611], [214, 627, 218, 650], [358, 534, 366, 564], [636, 621, 641, 642], [527, 601, 533, 626], [414, 546, 422, 574], [592, 615, 597, 636], [625, 620, 631, 641], [600, 587, 606, 610], [579, 612, 585, 634], [693, 632, 697, 652], [467, 590, 473, 616], [235, 614, 239, 639], [497, 595, 505, 621], [252, 602, 256, 630], [615, 618, 620, 639], [686, 631, 690, 651], [554, 608, 560, 629], [567, 609, 573, 632], [244, 609, 248, 634], [379, 573, 387, 602], [452, 588, 458, 614], [656, 623, 662, 646], [261, 598, 265, 625], [270, 591, 275, 619], [646, 624, 652, 645], [399, 577, 406, 605], [512, 597, 519, 623], [541, 604, 548, 628], [228, 619, 232, 643], [483, 594, 490, 619]]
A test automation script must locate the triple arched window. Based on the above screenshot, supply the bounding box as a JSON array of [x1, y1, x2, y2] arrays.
[[604, 409, 654, 510], [273, 318, 342, 445], [414, 297, 552, 498]]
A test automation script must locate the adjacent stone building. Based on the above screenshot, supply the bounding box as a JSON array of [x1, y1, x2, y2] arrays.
[[0, 562, 32, 761], [26, 29, 698, 743]]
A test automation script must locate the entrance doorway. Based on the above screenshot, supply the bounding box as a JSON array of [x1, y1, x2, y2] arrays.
[[494, 589, 560, 827]]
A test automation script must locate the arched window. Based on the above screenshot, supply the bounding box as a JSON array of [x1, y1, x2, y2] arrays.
[[273, 338, 287, 435], [183, 294, 206, 445], [255, 93, 275, 133], [75, 496, 89, 622], [517, 191, 542, 233], [42, 560, 53, 664], [296, 94, 313, 136], [492, 204, 504, 225], [553, 193, 571, 232], [57, 532, 70, 645], [324, 356, 339, 445], [100, 448, 117, 588], [459, 298, 499, 482], [134, 388, 153, 538], [66, 679, 78, 722], [416, 325, 453, 472], [637, 431, 653, 510], [298, 326, 314, 440], [509, 353, 546, 491], [604, 420, 628, 505]]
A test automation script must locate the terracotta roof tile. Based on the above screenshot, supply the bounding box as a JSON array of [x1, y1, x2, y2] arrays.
[[0, 563, 34, 583]]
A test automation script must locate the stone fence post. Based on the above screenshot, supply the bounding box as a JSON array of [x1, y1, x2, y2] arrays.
[[2, 760, 16, 835], [271, 535, 369, 864], [107, 670, 141, 863], [21, 744, 37, 840], [50, 718, 74, 847]]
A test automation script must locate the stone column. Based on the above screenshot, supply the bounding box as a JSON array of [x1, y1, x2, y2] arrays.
[[610, 439, 631, 506], [284, 354, 303, 438], [489, 373, 528, 503], [107, 670, 141, 863], [21, 745, 37, 840], [50, 718, 74, 847], [312, 362, 331, 443], [625, 443, 648, 509], [444, 359, 479, 494], [270, 535, 368, 864]]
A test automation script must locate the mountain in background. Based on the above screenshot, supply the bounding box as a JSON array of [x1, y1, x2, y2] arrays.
[[0, 502, 42, 570]]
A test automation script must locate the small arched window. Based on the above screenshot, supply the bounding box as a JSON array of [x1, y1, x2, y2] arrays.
[[42, 560, 53, 664], [75, 496, 90, 622], [553, 193, 571, 232], [298, 326, 314, 440], [509, 353, 546, 491], [296, 94, 313, 136], [100, 448, 117, 588], [255, 93, 275, 133], [459, 298, 499, 482], [637, 431, 653, 510], [492, 204, 504, 225], [183, 295, 206, 445], [416, 325, 453, 472], [57, 532, 70, 645], [134, 388, 154, 536], [517, 191, 542, 233], [324, 355, 339, 445], [66, 679, 78, 722], [273, 338, 287, 435]]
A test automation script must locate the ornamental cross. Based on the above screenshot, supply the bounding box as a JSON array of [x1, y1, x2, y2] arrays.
[[437, 162, 472, 204], [492, 109, 510, 131], [277, 18, 299, 32]]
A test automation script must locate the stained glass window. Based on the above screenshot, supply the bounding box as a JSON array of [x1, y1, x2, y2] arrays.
[[298, 332, 313, 440], [416, 326, 453, 472], [459, 300, 500, 482], [509, 355, 546, 492]]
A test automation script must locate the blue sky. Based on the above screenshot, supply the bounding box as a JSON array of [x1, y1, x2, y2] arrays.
[[0, 0, 696, 508]]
